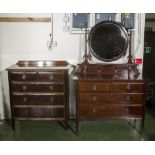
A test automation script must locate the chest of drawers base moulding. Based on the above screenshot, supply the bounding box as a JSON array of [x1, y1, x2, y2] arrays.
[[6, 60, 70, 130]]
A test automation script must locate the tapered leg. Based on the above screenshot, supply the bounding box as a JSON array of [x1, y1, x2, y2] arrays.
[[141, 119, 144, 136], [76, 119, 79, 135], [12, 119, 15, 130]]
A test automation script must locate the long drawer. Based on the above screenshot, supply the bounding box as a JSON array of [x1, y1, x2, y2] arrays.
[[14, 108, 64, 118], [79, 105, 144, 118], [78, 82, 110, 92], [11, 83, 64, 92], [79, 93, 144, 104], [111, 82, 144, 92], [12, 95, 64, 105]]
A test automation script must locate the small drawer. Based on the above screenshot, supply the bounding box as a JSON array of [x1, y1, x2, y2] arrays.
[[12, 84, 37, 92], [111, 82, 144, 92], [78, 82, 110, 92], [38, 72, 64, 81], [37, 84, 64, 92], [14, 108, 64, 118], [11, 72, 37, 81], [79, 93, 110, 104], [79, 105, 112, 118], [38, 95, 64, 105], [12, 95, 39, 105], [111, 93, 144, 104], [110, 106, 144, 117]]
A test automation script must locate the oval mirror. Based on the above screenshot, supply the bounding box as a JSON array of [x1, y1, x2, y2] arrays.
[[89, 21, 128, 62]]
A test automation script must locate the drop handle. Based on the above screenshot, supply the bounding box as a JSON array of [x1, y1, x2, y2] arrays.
[[49, 85, 54, 91], [92, 108, 96, 113], [124, 108, 129, 114], [92, 85, 97, 91], [92, 96, 97, 101], [126, 96, 130, 101], [22, 85, 27, 91], [22, 74, 26, 80], [49, 110, 54, 115], [49, 75, 54, 80], [126, 84, 131, 90], [24, 109, 28, 116], [23, 97, 27, 102], [50, 97, 54, 102]]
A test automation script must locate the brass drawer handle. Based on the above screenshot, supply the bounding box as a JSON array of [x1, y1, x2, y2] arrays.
[[49, 85, 54, 91], [22, 85, 27, 91], [126, 96, 130, 101], [124, 108, 129, 114], [50, 97, 54, 102], [23, 97, 27, 102], [92, 96, 97, 101], [49, 110, 54, 115], [92, 108, 96, 113], [22, 74, 26, 80], [92, 85, 97, 91], [126, 84, 131, 90], [49, 75, 54, 80], [24, 109, 28, 115]]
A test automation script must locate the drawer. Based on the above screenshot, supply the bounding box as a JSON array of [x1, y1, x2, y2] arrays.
[[38, 72, 64, 81], [111, 93, 144, 104], [12, 83, 64, 92], [79, 105, 144, 118], [78, 82, 110, 92], [111, 82, 144, 92], [12, 95, 39, 105], [11, 72, 37, 81], [79, 105, 112, 117], [12, 95, 64, 105], [79, 93, 110, 103], [38, 95, 64, 105], [14, 108, 64, 118], [12, 84, 37, 92]]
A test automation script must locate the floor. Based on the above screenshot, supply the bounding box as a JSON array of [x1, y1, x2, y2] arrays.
[[0, 107, 155, 141]]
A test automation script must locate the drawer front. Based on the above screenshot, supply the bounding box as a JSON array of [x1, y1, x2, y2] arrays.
[[11, 72, 37, 81], [12, 83, 64, 92], [79, 105, 144, 118], [38, 72, 64, 81], [111, 93, 144, 104], [14, 108, 64, 118], [12, 95, 39, 105], [12, 95, 64, 105], [38, 95, 64, 105], [79, 93, 110, 104], [111, 82, 144, 92], [78, 82, 110, 92]]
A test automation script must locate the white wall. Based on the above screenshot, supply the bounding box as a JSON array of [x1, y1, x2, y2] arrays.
[[0, 13, 145, 119]]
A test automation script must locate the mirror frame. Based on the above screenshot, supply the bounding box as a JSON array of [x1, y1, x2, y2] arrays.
[[89, 21, 129, 62]]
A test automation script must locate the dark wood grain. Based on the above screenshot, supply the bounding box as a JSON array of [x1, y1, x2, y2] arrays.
[[74, 63, 147, 135], [7, 60, 69, 130]]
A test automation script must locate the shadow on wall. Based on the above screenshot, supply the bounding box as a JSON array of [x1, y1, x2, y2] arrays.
[[1, 70, 11, 119]]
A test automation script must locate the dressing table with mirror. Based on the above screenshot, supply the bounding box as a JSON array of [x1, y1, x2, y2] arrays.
[[73, 21, 147, 135]]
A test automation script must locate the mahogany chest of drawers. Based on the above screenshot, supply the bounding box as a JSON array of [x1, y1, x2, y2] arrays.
[[7, 60, 69, 130], [74, 64, 147, 135]]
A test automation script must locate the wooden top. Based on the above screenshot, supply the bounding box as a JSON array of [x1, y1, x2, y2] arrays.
[[6, 60, 70, 71]]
